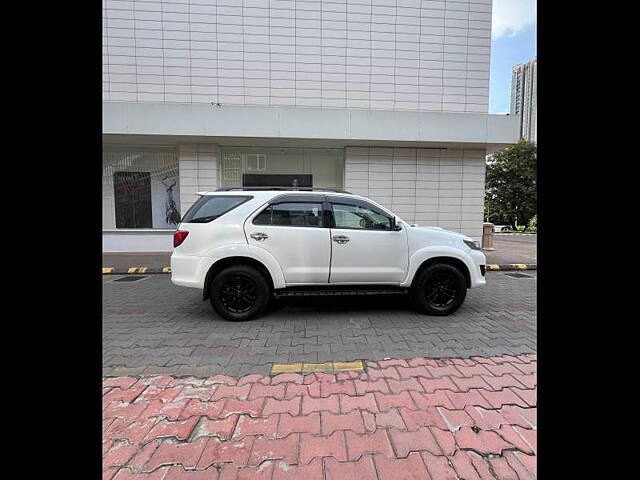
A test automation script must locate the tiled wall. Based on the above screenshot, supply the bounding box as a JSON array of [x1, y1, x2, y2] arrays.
[[103, 0, 491, 113], [178, 143, 220, 215], [344, 146, 486, 240]]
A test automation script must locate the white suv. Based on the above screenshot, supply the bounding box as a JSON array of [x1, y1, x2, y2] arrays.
[[171, 188, 486, 321]]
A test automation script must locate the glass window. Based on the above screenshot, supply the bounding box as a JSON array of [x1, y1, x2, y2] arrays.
[[254, 202, 323, 227], [181, 196, 252, 223], [333, 203, 393, 230], [113, 172, 153, 228], [103, 147, 180, 229], [220, 147, 344, 189]]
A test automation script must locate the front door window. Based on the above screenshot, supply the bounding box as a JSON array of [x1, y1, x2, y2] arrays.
[[332, 203, 393, 230]]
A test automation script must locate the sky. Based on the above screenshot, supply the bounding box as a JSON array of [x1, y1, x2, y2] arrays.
[[489, 0, 537, 114]]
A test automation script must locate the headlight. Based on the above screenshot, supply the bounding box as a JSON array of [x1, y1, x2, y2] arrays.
[[463, 239, 481, 250]]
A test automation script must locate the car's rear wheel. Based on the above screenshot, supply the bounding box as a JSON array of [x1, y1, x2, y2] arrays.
[[412, 263, 467, 316], [210, 265, 270, 321]]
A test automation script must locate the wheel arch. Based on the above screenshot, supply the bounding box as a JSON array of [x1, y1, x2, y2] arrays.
[[411, 256, 472, 289], [203, 256, 275, 300]]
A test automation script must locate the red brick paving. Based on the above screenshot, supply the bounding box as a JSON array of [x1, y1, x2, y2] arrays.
[[104, 354, 536, 479]]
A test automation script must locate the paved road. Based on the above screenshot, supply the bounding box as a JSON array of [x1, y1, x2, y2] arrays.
[[484, 238, 537, 265], [493, 234, 537, 244], [103, 272, 536, 377]]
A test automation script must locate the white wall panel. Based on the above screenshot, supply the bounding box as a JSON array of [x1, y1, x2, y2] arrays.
[[344, 146, 486, 241], [103, 0, 492, 113]]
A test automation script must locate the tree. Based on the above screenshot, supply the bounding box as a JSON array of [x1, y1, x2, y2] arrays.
[[485, 139, 537, 231]]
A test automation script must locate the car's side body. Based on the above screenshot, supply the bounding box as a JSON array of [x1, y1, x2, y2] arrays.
[[171, 190, 486, 296]]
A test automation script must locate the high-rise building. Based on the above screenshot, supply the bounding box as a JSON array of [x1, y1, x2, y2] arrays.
[[102, 0, 519, 252], [510, 56, 537, 142]]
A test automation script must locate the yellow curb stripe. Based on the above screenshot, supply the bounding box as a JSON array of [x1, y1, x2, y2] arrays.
[[270, 360, 364, 376], [333, 360, 364, 372], [486, 264, 500, 270], [128, 267, 148, 274], [102, 267, 114, 274], [511, 264, 528, 270], [270, 363, 302, 374], [162, 267, 171, 273], [302, 362, 334, 374]]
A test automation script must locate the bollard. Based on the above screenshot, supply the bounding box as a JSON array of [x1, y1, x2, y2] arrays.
[[482, 223, 495, 250]]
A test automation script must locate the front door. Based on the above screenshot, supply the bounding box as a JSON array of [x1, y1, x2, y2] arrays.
[[245, 197, 331, 284], [328, 197, 408, 283]]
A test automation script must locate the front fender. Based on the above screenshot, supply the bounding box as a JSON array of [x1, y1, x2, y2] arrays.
[[400, 245, 478, 287]]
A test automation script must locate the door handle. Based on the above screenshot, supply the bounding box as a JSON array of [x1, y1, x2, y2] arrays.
[[332, 235, 350, 244], [250, 232, 268, 241]]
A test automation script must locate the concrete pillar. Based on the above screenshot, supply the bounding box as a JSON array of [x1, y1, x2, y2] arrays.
[[178, 143, 220, 217]]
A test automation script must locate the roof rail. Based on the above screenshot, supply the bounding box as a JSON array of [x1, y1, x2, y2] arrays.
[[215, 187, 353, 194]]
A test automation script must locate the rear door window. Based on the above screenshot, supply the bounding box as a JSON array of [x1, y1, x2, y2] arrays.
[[181, 195, 252, 223], [253, 202, 324, 227]]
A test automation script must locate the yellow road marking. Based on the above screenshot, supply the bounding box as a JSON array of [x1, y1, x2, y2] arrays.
[[102, 267, 114, 274], [333, 360, 364, 372], [162, 267, 171, 273], [302, 362, 334, 374], [270, 363, 302, 374], [128, 267, 148, 274], [270, 360, 365, 375], [511, 264, 528, 270], [486, 264, 500, 270]]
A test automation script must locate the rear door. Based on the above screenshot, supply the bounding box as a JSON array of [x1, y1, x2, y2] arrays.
[[244, 194, 331, 284], [327, 196, 409, 284]]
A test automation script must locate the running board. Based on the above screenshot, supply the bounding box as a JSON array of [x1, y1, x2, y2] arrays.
[[274, 287, 409, 298]]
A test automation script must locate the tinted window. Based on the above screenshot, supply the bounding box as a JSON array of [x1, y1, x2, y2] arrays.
[[332, 203, 392, 230], [181, 195, 251, 223], [254, 202, 323, 227], [113, 172, 152, 228]]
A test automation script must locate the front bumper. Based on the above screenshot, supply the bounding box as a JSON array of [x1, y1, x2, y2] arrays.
[[467, 249, 487, 288]]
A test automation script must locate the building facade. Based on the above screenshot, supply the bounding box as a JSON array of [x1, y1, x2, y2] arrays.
[[103, 0, 519, 252], [510, 56, 537, 143]]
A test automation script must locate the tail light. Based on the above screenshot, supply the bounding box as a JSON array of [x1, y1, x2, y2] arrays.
[[173, 230, 189, 248]]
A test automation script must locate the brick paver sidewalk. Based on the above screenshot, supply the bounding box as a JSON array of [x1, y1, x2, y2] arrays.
[[103, 354, 536, 479]]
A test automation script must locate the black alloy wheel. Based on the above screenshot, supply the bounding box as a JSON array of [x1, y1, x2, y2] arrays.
[[219, 275, 258, 314], [424, 272, 460, 309], [412, 263, 467, 316], [210, 265, 270, 321]]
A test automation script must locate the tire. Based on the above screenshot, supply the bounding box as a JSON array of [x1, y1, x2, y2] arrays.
[[209, 265, 270, 321], [411, 263, 467, 316]]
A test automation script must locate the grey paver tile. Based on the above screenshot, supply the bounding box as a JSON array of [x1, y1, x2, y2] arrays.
[[103, 272, 536, 376]]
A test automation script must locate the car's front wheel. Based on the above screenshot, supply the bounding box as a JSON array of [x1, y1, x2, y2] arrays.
[[412, 263, 467, 316], [210, 265, 270, 321]]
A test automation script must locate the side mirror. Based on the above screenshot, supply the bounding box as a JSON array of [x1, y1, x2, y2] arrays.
[[392, 217, 402, 231]]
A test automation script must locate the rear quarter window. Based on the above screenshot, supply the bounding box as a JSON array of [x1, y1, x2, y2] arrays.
[[181, 195, 252, 223]]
